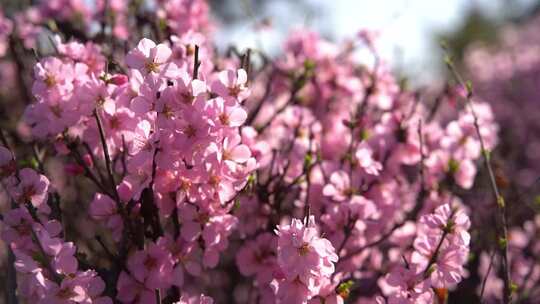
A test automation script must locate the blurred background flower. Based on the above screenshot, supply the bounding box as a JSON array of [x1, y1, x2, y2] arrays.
[[210, 0, 536, 85]]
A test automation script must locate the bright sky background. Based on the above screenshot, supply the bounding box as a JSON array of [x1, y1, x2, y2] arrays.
[[214, 0, 536, 86]]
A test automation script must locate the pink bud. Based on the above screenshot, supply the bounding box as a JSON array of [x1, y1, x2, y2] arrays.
[[110, 74, 128, 85], [65, 163, 84, 176], [83, 154, 93, 168]]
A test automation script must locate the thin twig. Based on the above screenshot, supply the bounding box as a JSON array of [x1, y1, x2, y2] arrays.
[[445, 54, 512, 304], [155, 289, 162, 304], [83, 142, 107, 184], [5, 248, 18, 304], [480, 249, 496, 303], [93, 110, 119, 200], [418, 119, 426, 193], [193, 45, 200, 79]]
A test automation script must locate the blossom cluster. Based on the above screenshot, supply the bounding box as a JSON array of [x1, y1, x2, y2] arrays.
[[382, 204, 471, 303], [272, 216, 338, 303], [0, 0, 525, 303], [0, 146, 110, 303]]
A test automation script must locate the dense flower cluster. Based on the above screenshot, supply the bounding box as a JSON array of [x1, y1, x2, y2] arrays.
[[272, 216, 338, 303], [381, 204, 470, 303], [0, 147, 110, 303], [0, 0, 531, 303]]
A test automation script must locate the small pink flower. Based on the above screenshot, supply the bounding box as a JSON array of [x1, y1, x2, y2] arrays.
[[126, 38, 178, 76], [422, 203, 471, 246], [208, 97, 247, 128], [89, 193, 123, 241], [32, 57, 75, 99], [274, 216, 338, 300], [116, 271, 155, 303], [158, 236, 202, 287], [126, 242, 174, 289], [322, 170, 353, 202], [453, 159, 476, 189], [41, 276, 88, 304], [355, 142, 382, 176], [12, 168, 50, 209], [221, 134, 252, 168], [384, 265, 433, 304], [210, 69, 250, 102]]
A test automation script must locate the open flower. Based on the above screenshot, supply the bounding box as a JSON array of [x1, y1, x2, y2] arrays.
[[126, 38, 177, 76]]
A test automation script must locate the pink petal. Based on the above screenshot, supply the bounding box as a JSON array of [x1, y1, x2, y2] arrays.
[[203, 250, 219, 268], [219, 69, 236, 87], [191, 79, 207, 97], [181, 221, 201, 242], [210, 80, 228, 97], [103, 99, 116, 115], [130, 96, 152, 114], [230, 145, 251, 163], [237, 69, 247, 85], [137, 38, 156, 57], [322, 184, 337, 197], [151, 43, 172, 64], [125, 52, 146, 70], [228, 107, 247, 127]]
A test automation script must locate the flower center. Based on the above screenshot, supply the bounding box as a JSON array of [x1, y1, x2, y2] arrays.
[[49, 105, 63, 118], [0, 161, 16, 178], [21, 186, 36, 202], [161, 104, 175, 119], [56, 287, 77, 299], [197, 212, 210, 224], [96, 96, 106, 107], [219, 113, 230, 126], [298, 242, 310, 256], [15, 222, 31, 236], [229, 85, 242, 97], [185, 124, 197, 138], [109, 116, 121, 130], [180, 179, 192, 191], [44, 74, 56, 88], [209, 175, 221, 187], [180, 92, 194, 104], [144, 256, 157, 269], [343, 187, 355, 197], [185, 44, 195, 56], [222, 150, 231, 161], [145, 61, 160, 73]]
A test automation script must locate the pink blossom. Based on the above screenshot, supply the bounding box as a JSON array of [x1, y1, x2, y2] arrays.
[[383, 265, 433, 304], [210, 69, 250, 102], [274, 216, 338, 300], [89, 193, 123, 241], [11, 168, 50, 209], [355, 142, 382, 176], [126, 242, 174, 289], [116, 271, 155, 303], [126, 38, 178, 76], [322, 170, 354, 202]]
